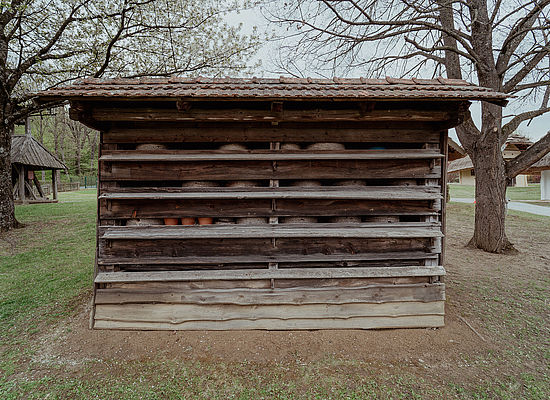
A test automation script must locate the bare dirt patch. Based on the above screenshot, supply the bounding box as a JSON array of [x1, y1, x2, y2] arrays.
[[30, 204, 550, 393], [0, 219, 69, 256]]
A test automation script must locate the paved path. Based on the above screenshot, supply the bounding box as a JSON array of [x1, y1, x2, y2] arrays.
[[452, 198, 550, 217]]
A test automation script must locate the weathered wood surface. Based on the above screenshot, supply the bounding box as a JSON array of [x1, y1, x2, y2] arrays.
[[93, 314, 445, 330], [103, 276, 432, 290], [99, 237, 434, 258], [94, 301, 445, 323], [101, 159, 441, 181], [92, 107, 453, 123], [99, 186, 442, 200], [104, 125, 442, 144], [100, 198, 437, 219], [99, 224, 442, 240], [95, 282, 445, 305], [94, 266, 446, 283], [97, 251, 438, 265], [100, 149, 444, 162]]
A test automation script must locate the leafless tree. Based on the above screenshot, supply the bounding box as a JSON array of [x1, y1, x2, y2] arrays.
[[265, 0, 550, 253], [0, 0, 260, 231]]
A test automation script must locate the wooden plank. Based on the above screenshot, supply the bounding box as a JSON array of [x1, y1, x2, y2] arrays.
[[95, 283, 445, 305], [102, 260, 426, 272], [100, 149, 444, 162], [100, 224, 442, 240], [101, 198, 437, 219], [52, 169, 58, 200], [101, 159, 441, 181], [104, 125, 442, 144], [104, 277, 430, 291], [99, 186, 442, 200], [93, 314, 445, 330], [18, 165, 25, 202], [97, 252, 438, 265], [273, 276, 430, 289], [33, 176, 45, 198], [92, 107, 453, 123], [94, 301, 445, 323], [94, 266, 446, 283], [99, 237, 434, 259]]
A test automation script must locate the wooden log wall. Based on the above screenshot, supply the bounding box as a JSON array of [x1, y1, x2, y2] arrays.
[[90, 100, 451, 330]]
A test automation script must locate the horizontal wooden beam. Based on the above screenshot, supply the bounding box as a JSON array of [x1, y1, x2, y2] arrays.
[[94, 266, 446, 283], [101, 159, 441, 181], [99, 186, 441, 201], [104, 126, 443, 143], [97, 251, 438, 266], [92, 107, 454, 123], [99, 149, 444, 162], [94, 283, 445, 305], [93, 302, 445, 324], [100, 223, 443, 240], [93, 314, 445, 330]]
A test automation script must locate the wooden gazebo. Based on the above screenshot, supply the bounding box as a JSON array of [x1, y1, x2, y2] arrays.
[[38, 77, 506, 331], [11, 134, 66, 204]]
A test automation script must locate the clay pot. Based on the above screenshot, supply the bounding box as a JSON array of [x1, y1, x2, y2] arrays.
[[180, 217, 195, 225], [333, 180, 366, 186], [365, 216, 399, 223], [182, 181, 219, 188], [136, 143, 167, 151], [163, 218, 179, 225], [219, 143, 247, 151], [306, 142, 345, 151], [198, 217, 214, 225], [126, 218, 163, 226], [280, 216, 317, 224], [215, 218, 236, 225], [281, 143, 301, 150], [290, 180, 322, 187], [236, 217, 267, 225], [226, 180, 258, 188], [330, 216, 362, 223]]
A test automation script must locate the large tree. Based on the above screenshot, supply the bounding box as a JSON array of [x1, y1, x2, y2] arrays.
[[0, 0, 259, 231], [265, 0, 550, 253]]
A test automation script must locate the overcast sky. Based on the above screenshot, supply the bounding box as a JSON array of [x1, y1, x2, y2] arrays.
[[228, 7, 549, 143]]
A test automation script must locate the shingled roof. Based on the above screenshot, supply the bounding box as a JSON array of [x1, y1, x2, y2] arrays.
[[523, 153, 550, 173], [11, 135, 67, 170], [36, 76, 508, 105]]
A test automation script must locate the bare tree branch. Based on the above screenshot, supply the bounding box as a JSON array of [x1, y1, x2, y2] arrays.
[[506, 131, 550, 178], [502, 47, 549, 92], [501, 107, 550, 138]]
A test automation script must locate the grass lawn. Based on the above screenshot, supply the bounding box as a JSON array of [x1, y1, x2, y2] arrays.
[[1, 189, 549, 399], [449, 183, 542, 200]]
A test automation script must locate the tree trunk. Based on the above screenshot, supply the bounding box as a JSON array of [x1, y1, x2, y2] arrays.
[[0, 121, 20, 231], [75, 144, 81, 176], [468, 138, 514, 253]]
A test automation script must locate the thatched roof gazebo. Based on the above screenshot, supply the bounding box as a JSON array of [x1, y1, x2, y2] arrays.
[[11, 134, 66, 203]]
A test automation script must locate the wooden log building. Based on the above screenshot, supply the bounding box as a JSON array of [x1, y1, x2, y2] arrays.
[[11, 134, 66, 204], [37, 77, 506, 330]]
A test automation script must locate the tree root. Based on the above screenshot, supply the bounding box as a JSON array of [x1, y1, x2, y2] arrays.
[[466, 236, 518, 254]]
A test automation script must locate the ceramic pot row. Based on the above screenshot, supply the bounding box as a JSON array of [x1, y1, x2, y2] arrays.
[[164, 217, 214, 225]]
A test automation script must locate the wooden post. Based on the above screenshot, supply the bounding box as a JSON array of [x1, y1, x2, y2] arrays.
[[18, 164, 26, 203], [541, 170, 550, 201], [52, 169, 58, 200]]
